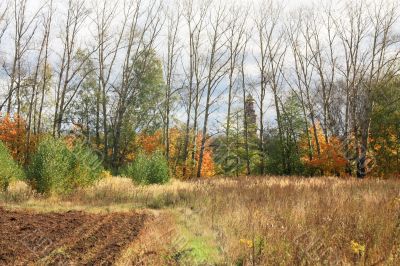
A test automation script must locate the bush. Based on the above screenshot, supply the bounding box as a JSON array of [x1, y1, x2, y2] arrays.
[[28, 137, 72, 194], [0, 141, 25, 191], [124, 151, 170, 185], [71, 142, 104, 187], [147, 152, 170, 184], [28, 137, 103, 194]]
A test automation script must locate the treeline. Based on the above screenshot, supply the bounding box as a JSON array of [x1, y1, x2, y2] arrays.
[[0, 0, 399, 179]]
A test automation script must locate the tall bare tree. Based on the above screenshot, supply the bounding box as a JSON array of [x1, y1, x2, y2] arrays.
[[0, 0, 9, 46], [162, 0, 182, 163], [223, 2, 248, 174], [357, 1, 400, 177], [181, 0, 209, 178], [254, 0, 287, 173], [26, 0, 54, 160], [197, 3, 230, 178], [285, 11, 310, 161], [53, 0, 93, 137], [5, 0, 42, 115], [0, 0, 11, 111], [35, 1, 53, 135], [92, 0, 125, 164]]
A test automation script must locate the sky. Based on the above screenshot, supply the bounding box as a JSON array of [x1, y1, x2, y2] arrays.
[[1, 0, 399, 133]]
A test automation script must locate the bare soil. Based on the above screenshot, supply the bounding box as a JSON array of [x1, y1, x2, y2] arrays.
[[0, 207, 147, 265]]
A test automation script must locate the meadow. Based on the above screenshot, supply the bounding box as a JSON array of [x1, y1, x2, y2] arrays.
[[1, 0, 399, 264], [1, 176, 399, 265]]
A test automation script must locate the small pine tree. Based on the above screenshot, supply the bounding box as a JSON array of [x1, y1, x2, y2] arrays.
[[0, 141, 25, 191]]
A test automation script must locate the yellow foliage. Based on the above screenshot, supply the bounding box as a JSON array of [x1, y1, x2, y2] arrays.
[[240, 238, 253, 249], [350, 240, 365, 256], [100, 170, 113, 179], [301, 123, 347, 175]]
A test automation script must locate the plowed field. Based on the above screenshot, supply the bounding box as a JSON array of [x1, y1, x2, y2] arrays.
[[0, 207, 147, 265]]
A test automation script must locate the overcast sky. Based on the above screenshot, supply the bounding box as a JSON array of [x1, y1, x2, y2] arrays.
[[1, 0, 399, 132]]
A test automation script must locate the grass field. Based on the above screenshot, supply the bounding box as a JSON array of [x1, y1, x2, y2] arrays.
[[1, 176, 400, 265]]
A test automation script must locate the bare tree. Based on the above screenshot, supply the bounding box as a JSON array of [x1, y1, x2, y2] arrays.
[[357, 0, 400, 177], [26, 0, 54, 160], [181, 0, 209, 178], [197, 3, 230, 178], [285, 10, 314, 162], [0, 0, 9, 46], [0, 0, 10, 111], [92, 0, 125, 164], [223, 2, 248, 174], [306, 6, 337, 143], [298, 10, 323, 161], [162, 0, 182, 163], [254, 0, 287, 174], [335, 1, 371, 177], [4, 0, 42, 115], [53, 0, 93, 137], [36, 1, 53, 135]]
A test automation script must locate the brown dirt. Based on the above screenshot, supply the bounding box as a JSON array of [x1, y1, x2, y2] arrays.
[[0, 207, 147, 265]]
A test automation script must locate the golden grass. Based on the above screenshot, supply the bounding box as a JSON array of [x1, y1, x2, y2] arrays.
[[1, 176, 400, 265]]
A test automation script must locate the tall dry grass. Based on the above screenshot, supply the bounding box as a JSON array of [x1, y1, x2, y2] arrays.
[[1, 176, 399, 265]]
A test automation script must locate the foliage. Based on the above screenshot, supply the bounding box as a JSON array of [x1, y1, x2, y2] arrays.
[[182, 132, 215, 179], [197, 145, 216, 178], [28, 137, 103, 194], [123, 128, 216, 179], [0, 115, 36, 165], [71, 141, 104, 186], [278, 93, 307, 175], [370, 79, 400, 177], [112, 49, 165, 167], [124, 151, 170, 185], [301, 123, 347, 175], [213, 110, 253, 177], [0, 141, 25, 191], [66, 50, 99, 141], [138, 131, 164, 155], [28, 137, 70, 194]]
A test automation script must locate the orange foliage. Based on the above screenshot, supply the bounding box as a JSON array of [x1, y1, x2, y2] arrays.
[[0, 114, 36, 164], [194, 134, 215, 178], [138, 131, 163, 154], [175, 132, 215, 179], [121, 130, 164, 163], [133, 128, 216, 179], [301, 123, 347, 175]]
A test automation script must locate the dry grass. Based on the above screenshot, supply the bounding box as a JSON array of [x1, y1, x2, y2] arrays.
[[1, 176, 400, 265]]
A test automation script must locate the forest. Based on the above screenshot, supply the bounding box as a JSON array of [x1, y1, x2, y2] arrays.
[[0, 0, 399, 189]]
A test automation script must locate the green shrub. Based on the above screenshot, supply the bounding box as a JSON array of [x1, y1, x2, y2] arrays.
[[28, 137, 103, 194], [124, 151, 170, 185], [28, 137, 73, 194], [71, 142, 104, 187], [147, 152, 170, 184], [0, 141, 25, 191]]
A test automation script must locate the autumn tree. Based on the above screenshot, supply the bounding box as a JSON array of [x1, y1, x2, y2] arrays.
[[197, 2, 230, 178], [301, 123, 347, 176], [369, 79, 400, 177], [0, 115, 34, 164]]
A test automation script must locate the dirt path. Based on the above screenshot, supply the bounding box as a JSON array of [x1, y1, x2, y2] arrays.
[[0, 207, 146, 265]]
